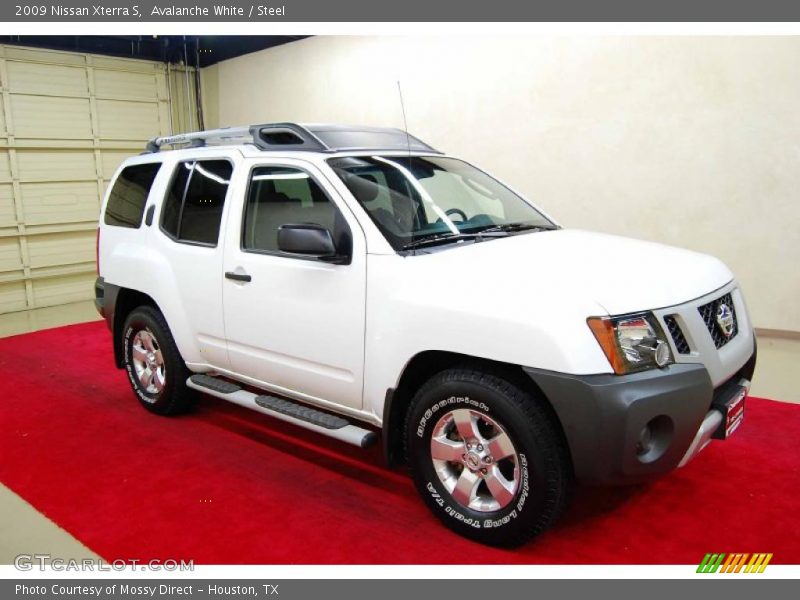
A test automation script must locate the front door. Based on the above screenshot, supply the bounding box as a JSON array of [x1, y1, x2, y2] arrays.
[[222, 159, 367, 410]]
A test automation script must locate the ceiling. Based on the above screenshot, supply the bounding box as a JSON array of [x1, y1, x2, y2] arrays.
[[0, 35, 308, 68]]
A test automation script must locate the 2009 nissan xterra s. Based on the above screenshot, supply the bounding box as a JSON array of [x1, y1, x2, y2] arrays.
[[95, 123, 756, 546]]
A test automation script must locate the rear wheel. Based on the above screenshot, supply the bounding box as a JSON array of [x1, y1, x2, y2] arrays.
[[121, 305, 194, 415], [405, 368, 572, 547]]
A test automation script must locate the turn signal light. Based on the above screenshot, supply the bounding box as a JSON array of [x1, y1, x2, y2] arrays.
[[587, 317, 628, 375]]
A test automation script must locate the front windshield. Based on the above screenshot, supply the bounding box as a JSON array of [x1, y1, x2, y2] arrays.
[[327, 155, 556, 251]]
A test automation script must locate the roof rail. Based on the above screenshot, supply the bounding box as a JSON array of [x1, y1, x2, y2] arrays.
[[145, 122, 441, 154], [145, 126, 251, 153]]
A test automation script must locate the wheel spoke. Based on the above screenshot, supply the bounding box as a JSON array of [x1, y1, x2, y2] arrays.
[[141, 331, 156, 352], [153, 368, 166, 392], [141, 368, 154, 390], [431, 436, 465, 462], [132, 346, 148, 364], [452, 409, 479, 442], [487, 432, 516, 461], [451, 469, 480, 506], [484, 465, 516, 507]]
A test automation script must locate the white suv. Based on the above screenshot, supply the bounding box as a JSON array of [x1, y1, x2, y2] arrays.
[[96, 123, 756, 547]]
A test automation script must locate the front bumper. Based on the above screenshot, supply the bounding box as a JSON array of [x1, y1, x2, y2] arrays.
[[523, 342, 756, 485]]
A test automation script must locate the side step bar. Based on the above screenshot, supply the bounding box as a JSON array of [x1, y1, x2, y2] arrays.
[[186, 374, 378, 449]]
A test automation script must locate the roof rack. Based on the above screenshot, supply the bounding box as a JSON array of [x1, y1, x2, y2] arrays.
[[145, 122, 441, 154]]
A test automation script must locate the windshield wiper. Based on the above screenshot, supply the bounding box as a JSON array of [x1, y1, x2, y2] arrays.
[[400, 232, 484, 251], [401, 230, 514, 251], [476, 222, 559, 235], [400, 223, 557, 252]]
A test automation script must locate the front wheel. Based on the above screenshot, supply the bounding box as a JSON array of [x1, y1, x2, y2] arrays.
[[405, 368, 572, 547]]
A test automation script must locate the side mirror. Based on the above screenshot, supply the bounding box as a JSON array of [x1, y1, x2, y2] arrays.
[[278, 224, 348, 263]]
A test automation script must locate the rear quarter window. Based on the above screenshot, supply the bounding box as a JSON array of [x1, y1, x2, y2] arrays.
[[104, 162, 162, 228], [161, 159, 233, 247]]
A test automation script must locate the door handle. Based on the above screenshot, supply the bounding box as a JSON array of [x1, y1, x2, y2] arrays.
[[225, 271, 252, 283]]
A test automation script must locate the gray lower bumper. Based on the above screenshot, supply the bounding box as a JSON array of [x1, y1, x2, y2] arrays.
[[678, 377, 750, 468], [677, 409, 723, 468], [524, 346, 756, 485], [94, 276, 120, 335], [94, 276, 105, 317]]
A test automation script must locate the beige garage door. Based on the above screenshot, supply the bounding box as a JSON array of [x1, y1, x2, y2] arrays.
[[0, 44, 196, 315]]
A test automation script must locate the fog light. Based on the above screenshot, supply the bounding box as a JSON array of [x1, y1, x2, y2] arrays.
[[635, 415, 674, 464], [636, 424, 653, 456]]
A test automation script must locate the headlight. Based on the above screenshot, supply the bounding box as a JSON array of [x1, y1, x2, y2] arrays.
[[587, 313, 673, 374]]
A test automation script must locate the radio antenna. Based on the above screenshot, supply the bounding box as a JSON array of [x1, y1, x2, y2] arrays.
[[397, 81, 412, 167]]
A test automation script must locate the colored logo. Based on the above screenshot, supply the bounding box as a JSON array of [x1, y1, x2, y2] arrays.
[[697, 552, 772, 573], [715, 303, 735, 338]]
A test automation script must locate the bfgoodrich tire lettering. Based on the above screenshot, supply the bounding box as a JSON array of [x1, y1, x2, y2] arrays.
[[405, 368, 572, 547], [122, 305, 194, 416]]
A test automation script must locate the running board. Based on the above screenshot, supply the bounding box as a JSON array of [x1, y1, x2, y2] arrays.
[[186, 374, 378, 449]]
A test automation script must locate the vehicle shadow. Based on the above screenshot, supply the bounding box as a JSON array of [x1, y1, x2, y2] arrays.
[[190, 394, 413, 497], [191, 393, 652, 531], [558, 483, 651, 528]]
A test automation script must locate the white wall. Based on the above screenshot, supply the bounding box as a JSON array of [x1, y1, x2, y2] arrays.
[[209, 36, 800, 332]]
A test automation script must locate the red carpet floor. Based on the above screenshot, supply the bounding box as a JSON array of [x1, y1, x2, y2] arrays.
[[0, 321, 798, 564]]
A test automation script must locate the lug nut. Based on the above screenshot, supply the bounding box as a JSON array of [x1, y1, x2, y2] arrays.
[[476, 444, 483, 451], [480, 468, 488, 475], [483, 456, 493, 464]]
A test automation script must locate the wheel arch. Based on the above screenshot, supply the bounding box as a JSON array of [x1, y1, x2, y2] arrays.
[[110, 287, 159, 368], [382, 350, 573, 471]]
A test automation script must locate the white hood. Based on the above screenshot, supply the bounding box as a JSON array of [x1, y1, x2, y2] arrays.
[[407, 228, 733, 316]]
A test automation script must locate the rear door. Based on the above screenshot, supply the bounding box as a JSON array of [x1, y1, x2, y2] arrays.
[[221, 158, 367, 410], [153, 153, 239, 370]]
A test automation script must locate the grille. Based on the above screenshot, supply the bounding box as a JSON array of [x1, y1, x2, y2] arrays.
[[698, 293, 738, 349], [663, 315, 690, 354]]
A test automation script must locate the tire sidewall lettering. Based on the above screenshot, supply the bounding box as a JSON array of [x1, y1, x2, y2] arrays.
[[515, 454, 530, 513], [416, 395, 490, 438]]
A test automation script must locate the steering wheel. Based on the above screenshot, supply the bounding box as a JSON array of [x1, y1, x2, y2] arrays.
[[444, 208, 468, 222]]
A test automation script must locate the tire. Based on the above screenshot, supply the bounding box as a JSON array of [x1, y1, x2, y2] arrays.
[[121, 305, 195, 416], [405, 368, 572, 547]]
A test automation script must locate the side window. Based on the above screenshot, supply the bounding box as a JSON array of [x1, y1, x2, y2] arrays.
[[243, 166, 346, 254], [104, 162, 161, 228], [161, 159, 232, 246], [161, 162, 192, 238]]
